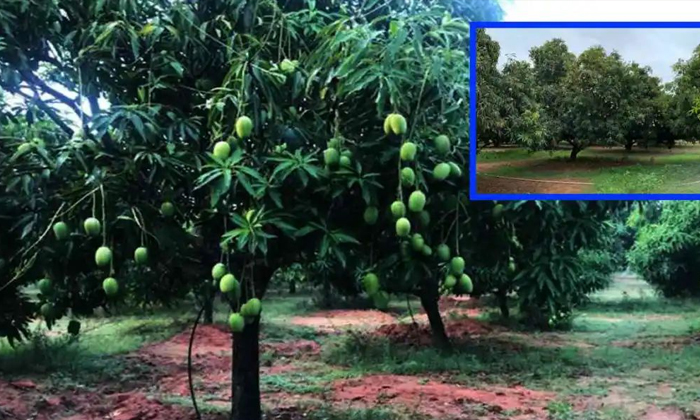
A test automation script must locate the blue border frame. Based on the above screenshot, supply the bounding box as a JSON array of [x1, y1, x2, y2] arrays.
[[469, 21, 700, 201]]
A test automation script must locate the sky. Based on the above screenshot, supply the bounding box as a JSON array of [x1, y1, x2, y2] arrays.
[[493, 0, 700, 83]]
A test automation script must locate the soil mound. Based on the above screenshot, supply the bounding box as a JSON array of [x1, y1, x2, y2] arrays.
[[139, 324, 231, 359], [290, 310, 396, 332], [333, 374, 555, 418], [263, 339, 321, 357], [375, 318, 498, 346]]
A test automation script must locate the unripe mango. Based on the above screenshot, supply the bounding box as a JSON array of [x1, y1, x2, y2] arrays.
[[408, 191, 426, 213], [400, 142, 417, 161], [235, 116, 253, 138], [364, 206, 379, 225], [95, 246, 112, 267], [53, 222, 69, 241], [83, 217, 101, 236], [103, 277, 119, 296], [396, 217, 411, 237]]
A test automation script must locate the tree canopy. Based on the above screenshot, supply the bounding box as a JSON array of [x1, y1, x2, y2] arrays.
[[476, 31, 696, 159], [0, 2, 629, 419]]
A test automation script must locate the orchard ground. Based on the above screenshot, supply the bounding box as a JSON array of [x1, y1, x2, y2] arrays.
[[476, 144, 700, 195], [1, 275, 699, 420]]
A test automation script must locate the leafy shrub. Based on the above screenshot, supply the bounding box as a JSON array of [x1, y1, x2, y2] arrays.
[[464, 201, 622, 329], [628, 201, 700, 297]]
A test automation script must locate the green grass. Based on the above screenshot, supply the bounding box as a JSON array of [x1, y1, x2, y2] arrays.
[[3, 275, 699, 419], [478, 145, 700, 193], [261, 364, 354, 394], [321, 276, 700, 416], [0, 308, 187, 380]]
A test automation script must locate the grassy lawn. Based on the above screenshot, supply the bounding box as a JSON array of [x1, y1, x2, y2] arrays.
[[2, 278, 699, 420], [477, 145, 700, 193]]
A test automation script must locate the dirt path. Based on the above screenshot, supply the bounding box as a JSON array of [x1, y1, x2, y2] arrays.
[[477, 174, 591, 194], [474, 154, 643, 194]]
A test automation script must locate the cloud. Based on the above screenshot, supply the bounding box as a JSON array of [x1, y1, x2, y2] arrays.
[[489, 1, 700, 83], [486, 27, 700, 83]]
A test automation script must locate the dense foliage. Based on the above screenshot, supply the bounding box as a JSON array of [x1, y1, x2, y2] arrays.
[[466, 201, 620, 328], [628, 201, 700, 298], [0, 1, 633, 418]]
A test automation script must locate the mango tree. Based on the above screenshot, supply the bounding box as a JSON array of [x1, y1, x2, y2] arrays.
[[464, 201, 623, 327], [559, 47, 632, 160], [476, 28, 507, 146], [529, 38, 575, 151], [669, 45, 700, 141], [0, 1, 503, 419]]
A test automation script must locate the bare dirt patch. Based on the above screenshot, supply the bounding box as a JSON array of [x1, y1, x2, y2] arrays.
[[477, 174, 590, 194], [476, 159, 538, 172], [139, 324, 231, 359], [573, 377, 691, 420], [578, 385, 650, 415], [641, 407, 686, 420], [375, 318, 500, 347], [263, 340, 321, 358], [289, 310, 397, 332], [0, 381, 33, 419], [0, 324, 318, 419], [332, 374, 555, 419], [0, 381, 207, 420]]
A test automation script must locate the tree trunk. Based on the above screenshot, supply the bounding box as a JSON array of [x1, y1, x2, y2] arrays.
[[569, 145, 581, 161], [231, 317, 261, 420], [202, 296, 213, 325], [624, 140, 633, 151], [419, 292, 450, 350], [496, 290, 510, 319], [323, 279, 331, 308], [289, 279, 296, 294]]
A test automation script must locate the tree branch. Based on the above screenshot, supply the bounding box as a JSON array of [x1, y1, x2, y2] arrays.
[[19, 69, 88, 118], [88, 95, 101, 116], [15, 90, 74, 136]]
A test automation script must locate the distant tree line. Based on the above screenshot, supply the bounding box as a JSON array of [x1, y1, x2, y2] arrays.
[[476, 29, 700, 160]]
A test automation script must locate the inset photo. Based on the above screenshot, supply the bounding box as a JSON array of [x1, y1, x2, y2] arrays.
[[470, 23, 700, 199]]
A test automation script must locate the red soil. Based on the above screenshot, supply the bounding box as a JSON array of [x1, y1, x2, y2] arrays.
[[288, 297, 482, 335], [0, 381, 32, 419], [134, 325, 316, 398], [439, 296, 484, 310], [0, 323, 318, 420], [641, 408, 686, 420], [375, 318, 499, 346], [139, 323, 231, 359], [289, 310, 397, 332], [263, 339, 321, 358], [333, 374, 555, 419], [0, 382, 202, 420]]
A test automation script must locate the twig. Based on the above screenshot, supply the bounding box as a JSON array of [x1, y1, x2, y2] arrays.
[[406, 295, 417, 326], [14, 202, 67, 262], [188, 306, 206, 420]]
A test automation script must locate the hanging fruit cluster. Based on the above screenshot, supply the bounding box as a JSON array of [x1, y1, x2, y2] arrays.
[[358, 113, 474, 308], [38, 189, 168, 332]]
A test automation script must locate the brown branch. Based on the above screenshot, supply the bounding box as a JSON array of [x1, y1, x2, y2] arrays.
[[19, 69, 87, 118], [15, 89, 74, 136]]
